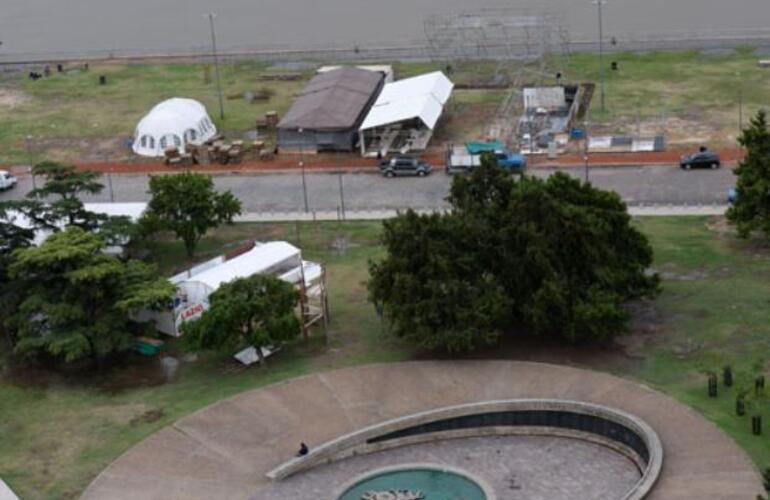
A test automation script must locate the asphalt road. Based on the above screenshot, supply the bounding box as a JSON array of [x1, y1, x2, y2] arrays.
[[0, 165, 736, 213]]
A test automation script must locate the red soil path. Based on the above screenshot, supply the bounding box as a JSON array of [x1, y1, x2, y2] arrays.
[[10, 148, 745, 176]]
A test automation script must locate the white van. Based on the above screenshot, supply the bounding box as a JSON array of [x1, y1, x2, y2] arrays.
[[0, 170, 17, 191]]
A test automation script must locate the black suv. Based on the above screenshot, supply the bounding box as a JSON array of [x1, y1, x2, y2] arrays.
[[680, 148, 721, 170], [379, 156, 432, 178]]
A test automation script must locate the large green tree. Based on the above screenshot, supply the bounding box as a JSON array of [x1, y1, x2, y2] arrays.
[[6, 227, 175, 364], [369, 158, 659, 352], [182, 275, 300, 362], [142, 172, 242, 256], [727, 110, 770, 237]]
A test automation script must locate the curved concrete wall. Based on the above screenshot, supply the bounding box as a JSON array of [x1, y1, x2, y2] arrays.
[[267, 399, 663, 500]]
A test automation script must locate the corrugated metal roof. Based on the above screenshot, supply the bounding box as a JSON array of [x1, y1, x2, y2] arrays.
[[359, 71, 454, 131], [182, 241, 301, 292], [278, 67, 384, 131]]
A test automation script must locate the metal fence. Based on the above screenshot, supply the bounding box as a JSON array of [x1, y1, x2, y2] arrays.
[[3, 28, 770, 67]]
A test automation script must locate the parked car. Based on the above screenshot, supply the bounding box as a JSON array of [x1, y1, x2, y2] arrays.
[[0, 170, 17, 190], [680, 148, 721, 170], [379, 156, 432, 178], [446, 147, 527, 174]]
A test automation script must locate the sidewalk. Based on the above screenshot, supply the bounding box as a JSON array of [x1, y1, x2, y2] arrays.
[[236, 204, 730, 222], [9, 147, 742, 177]]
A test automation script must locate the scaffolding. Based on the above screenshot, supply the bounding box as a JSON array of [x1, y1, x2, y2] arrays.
[[424, 9, 571, 147]]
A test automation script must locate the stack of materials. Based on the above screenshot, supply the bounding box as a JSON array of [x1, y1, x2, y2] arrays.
[[167, 136, 249, 166], [163, 146, 193, 166]]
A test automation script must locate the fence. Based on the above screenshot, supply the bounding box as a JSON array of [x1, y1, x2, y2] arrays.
[[4, 29, 770, 67]]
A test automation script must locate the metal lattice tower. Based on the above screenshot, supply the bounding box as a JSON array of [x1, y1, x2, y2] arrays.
[[424, 9, 571, 146]]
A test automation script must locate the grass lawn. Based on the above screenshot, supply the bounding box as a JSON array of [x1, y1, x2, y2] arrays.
[[561, 48, 770, 145], [3, 216, 770, 497], [3, 48, 769, 165]]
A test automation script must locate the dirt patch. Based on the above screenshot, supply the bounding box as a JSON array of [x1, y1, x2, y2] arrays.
[[0, 88, 31, 109], [1, 352, 171, 393], [130, 408, 165, 426]]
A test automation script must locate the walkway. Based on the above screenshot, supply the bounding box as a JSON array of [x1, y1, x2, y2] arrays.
[[234, 204, 730, 223], [80, 361, 762, 500]]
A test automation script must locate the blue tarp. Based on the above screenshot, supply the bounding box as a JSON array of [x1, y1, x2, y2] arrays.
[[465, 140, 504, 155]]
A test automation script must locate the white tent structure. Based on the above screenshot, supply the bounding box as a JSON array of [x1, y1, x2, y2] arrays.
[[358, 71, 454, 157], [135, 241, 328, 337], [132, 98, 217, 157]]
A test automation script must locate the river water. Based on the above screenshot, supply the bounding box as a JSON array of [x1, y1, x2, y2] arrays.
[[2, 0, 770, 58]]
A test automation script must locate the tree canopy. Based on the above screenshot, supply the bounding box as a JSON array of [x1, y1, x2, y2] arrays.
[[369, 158, 659, 352], [182, 275, 300, 362], [27, 161, 105, 229], [727, 110, 770, 238], [6, 227, 175, 364], [142, 172, 242, 256]]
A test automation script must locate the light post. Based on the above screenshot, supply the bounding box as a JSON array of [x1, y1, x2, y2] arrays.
[[205, 13, 225, 120], [584, 115, 590, 183], [592, 0, 607, 112], [298, 128, 309, 213], [737, 71, 744, 133]]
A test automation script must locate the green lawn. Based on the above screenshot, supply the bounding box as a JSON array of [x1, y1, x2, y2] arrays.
[[561, 48, 770, 144], [4, 49, 769, 165], [3, 216, 770, 498], [0, 62, 311, 165]]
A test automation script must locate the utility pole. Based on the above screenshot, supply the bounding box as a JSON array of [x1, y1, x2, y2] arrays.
[[206, 13, 225, 120], [593, 0, 607, 112], [299, 128, 309, 213], [737, 72, 744, 133], [584, 109, 591, 183], [338, 173, 346, 221]]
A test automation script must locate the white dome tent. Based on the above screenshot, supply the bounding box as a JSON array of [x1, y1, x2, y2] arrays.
[[132, 98, 217, 157]]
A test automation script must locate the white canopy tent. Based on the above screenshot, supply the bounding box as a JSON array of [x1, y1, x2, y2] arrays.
[[133, 98, 217, 157], [358, 71, 454, 156]]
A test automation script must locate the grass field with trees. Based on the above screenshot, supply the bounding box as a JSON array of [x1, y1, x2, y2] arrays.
[[3, 216, 770, 498]]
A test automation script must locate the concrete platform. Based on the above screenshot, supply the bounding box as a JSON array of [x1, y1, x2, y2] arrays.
[[80, 361, 763, 500]]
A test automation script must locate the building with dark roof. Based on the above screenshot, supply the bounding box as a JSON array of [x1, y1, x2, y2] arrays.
[[277, 67, 385, 153]]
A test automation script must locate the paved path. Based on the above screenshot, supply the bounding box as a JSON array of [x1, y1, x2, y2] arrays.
[[234, 204, 729, 223], [80, 361, 762, 500], [1, 166, 736, 213]]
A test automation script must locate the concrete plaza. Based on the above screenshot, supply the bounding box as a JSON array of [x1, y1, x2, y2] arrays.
[[81, 361, 763, 499]]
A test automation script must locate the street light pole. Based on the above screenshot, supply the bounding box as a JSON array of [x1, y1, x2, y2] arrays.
[[206, 13, 225, 120], [584, 110, 591, 183], [737, 72, 744, 133], [299, 128, 309, 213], [593, 0, 607, 112]]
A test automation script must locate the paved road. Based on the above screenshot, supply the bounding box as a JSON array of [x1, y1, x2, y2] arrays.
[[0, 166, 736, 213]]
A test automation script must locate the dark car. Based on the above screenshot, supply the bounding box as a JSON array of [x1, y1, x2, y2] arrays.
[[379, 156, 432, 178], [680, 148, 721, 170]]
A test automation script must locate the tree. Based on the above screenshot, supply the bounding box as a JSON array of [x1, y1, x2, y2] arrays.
[[142, 172, 242, 256], [0, 200, 36, 348], [369, 211, 509, 352], [727, 110, 770, 237], [182, 275, 300, 363], [6, 227, 175, 364], [27, 161, 105, 229], [369, 157, 659, 352]]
